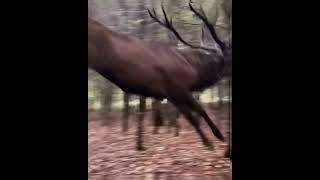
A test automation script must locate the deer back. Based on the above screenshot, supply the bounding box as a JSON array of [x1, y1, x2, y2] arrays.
[[88, 18, 199, 97]]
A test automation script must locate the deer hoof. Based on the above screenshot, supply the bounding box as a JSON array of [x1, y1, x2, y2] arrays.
[[136, 146, 146, 151], [204, 141, 214, 150]]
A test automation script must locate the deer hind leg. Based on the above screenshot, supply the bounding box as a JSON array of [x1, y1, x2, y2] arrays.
[[176, 105, 213, 150]]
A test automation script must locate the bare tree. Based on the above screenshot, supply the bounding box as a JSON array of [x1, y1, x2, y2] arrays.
[[152, 99, 163, 134], [122, 93, 130, 132], [136, 96, 146, 150]]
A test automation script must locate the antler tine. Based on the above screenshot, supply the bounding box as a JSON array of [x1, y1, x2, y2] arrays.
[[161, 4, 170, 25], [148, 8, 164, 27], [152, 8, 157, 18], [148, 4, 215, 52], [199, 5, 207, 19], [188, 1, 226, 53]]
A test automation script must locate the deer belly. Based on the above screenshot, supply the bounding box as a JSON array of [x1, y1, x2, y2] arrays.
[[107, 75, 163, 98], [100, 65, 166, 98], [119, 82, 165, 99]]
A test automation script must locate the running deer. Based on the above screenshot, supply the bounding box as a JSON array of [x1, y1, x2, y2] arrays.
[[88, 1, 231, 150]]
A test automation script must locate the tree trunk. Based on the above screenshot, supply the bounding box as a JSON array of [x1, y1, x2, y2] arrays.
[[225, 78, 232, 159], [193, 93, 202, 126], [122, 93, 130, 132], [171, 110, 180, 137], [152, 99, 163, 134], [210, 87, 215, 109], [136, 96, 146, 151], [217, 82, 223, 109], [166, 102, 180, 136], [104, 83, 113, 113]]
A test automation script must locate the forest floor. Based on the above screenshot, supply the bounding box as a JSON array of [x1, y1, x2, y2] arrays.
[[88, 106, 231, 180]]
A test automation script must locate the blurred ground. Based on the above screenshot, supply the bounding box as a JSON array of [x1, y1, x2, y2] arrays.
[[88, 106, 231, 180]]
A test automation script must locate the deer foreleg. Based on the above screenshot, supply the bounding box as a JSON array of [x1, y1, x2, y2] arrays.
[[182, 93, 225, 142], [176, 105, 213, 150]]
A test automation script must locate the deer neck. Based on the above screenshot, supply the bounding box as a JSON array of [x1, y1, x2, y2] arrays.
[[177, 49, 224, 91]]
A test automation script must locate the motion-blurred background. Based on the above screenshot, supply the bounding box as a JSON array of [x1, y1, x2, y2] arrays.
[[88, 0, 232, 179]]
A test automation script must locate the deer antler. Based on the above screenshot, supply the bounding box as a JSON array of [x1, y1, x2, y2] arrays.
[[147, 5, 215, 52], [188, 0, 226, 53]]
